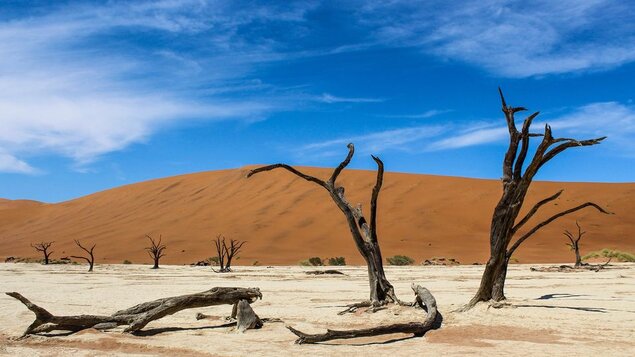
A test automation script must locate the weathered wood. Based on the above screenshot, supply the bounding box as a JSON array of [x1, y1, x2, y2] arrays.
[[287, 284, 439, 344], [7, 287, 262, 336], [235, 299, 262, 332], [466, 89, 610, 309], [70, 239, 95, 272], [247, 143, 399, 307], [564, 221, 585, 267]]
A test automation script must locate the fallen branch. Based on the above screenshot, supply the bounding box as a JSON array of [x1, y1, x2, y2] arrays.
[[288, 284, 440, 344], [7, 287, 262, 337], [530, 258, 613, 273], [305, 270, 346, 275]]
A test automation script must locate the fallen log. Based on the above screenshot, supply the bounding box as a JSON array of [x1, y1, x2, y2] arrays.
[[287, 284, 440, 344], [7, 287, 262, 337]]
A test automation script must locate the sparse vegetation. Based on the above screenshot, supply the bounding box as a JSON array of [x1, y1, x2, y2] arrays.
[[387, 255, 414, 266], [583, 249, 635, 262], [327, 257, 346, 266], [31, 242, 54, 265], [308, 257, 323, 266], [122, 259, 132, 264]]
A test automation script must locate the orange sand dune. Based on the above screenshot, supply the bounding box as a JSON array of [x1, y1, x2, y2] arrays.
[[0, 167, 633, 265]]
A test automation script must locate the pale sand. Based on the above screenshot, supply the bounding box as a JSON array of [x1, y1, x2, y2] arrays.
[[1, 263, 634, 356]]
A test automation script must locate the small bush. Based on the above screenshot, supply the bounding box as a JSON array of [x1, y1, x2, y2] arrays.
[[387, 255, 414, 266], [252, 260, 260, 266], [207, 256, 220, 265], [122, 260, 132, 264], [299, 259, 311, 266], [583, 248, 635, 262], [308, 257, 323, 266], [327, 257, 346, 266]]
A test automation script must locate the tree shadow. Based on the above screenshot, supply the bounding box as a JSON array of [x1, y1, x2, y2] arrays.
[[515, 304, 607, 313], [535, 293, 588, 300], [132, 322, 237, 336]]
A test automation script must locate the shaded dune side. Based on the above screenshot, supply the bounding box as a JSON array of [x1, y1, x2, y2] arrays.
[[0, 167, 632, 265]]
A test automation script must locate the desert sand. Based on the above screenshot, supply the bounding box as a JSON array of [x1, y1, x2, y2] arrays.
[[1, 262, 634, 356], [0, 167, 633, 266]]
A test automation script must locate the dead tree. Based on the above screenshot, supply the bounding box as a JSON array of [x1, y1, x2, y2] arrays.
[[145, 234, 166, 269], [287, 284, 439, 344], [7, 287, 262, 336], [212, 235, 245, 273], [465, 89, 610, 309], [248, 143, 399, 307], [70, 239, 96, 272], [564, 221, 585, 268], [31, 242, 54, 265]]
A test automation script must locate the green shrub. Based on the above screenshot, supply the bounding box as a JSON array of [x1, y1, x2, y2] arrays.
[[308, 257, 323, 266], [583, 248, 635, 262], [328, 257, 346, 266], [122, 260, 132, 264], [387, 255, 414, 266], [207, 256, 220, 265], [299, 259, 311, 266]]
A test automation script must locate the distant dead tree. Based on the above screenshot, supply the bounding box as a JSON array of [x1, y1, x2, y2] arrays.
[[212, 235, 245, 273], [31, 242, 54, 265], [465, 89, 610, 309], [145, 234, 166, 269], [71, 240, 96, 272], [564, 221, 585, 268], [248, 143, 399, 308]]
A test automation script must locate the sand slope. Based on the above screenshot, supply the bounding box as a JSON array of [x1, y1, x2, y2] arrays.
[[0, 167, 633, 265]]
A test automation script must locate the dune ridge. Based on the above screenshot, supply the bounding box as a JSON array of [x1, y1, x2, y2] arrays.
[[0, 167, 632, 265]]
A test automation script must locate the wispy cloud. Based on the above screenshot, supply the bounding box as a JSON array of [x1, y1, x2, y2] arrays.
[[353, 0, 635, 77], [301, 101, 635, 157], [381, 109, 452, 119], [316, 93, 384, 104]]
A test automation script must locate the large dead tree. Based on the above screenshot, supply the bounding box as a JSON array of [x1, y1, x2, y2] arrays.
[[145, 234, 166, 269], [212, 235, 245, 273], [31, 242, 54, 265], [7, 287, 262, 337], [71, 239, 96, 272], [466, 89, 610, 309], [564, 221, 585, 268], [248, 143, 399, 307]]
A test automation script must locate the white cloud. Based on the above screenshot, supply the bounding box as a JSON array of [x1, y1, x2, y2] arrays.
[[316, 93, 384, 104], [354, 0, 635, 77], [0, 151, 38, 174], [302, 101, 635, 156]]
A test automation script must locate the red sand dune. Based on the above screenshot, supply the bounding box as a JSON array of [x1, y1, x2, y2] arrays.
[[0, 167, 633, 265]]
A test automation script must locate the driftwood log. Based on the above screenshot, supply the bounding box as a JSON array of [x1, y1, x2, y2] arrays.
[[287, 284, 439, 344], [7, 287, 262, 337]]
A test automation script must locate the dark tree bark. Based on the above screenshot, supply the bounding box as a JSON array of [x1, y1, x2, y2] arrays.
[[70, 239, 96, 272], [145, 234, 166, 269], [466, 89, 611, 309], [212, 235, 246, 273], [7, 287, 262, 336], [31, 242, 54, 265], [247, 144, 399, 307], [564, 221, 585, 268], [287, 284, 439, 344]]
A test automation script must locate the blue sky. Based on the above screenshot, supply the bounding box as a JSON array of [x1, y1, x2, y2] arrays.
[[0, 0, 634, 202]]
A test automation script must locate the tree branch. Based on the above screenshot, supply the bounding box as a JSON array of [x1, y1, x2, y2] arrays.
[[329, 143, 355, 185], [369, 155, 384, 243], [512, 190, 563, 234], [247, 164, 327, 188], [508, 202, 611, 257]]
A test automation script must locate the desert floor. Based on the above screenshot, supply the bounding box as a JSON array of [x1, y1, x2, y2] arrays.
[[1, 263, 634, 356]]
